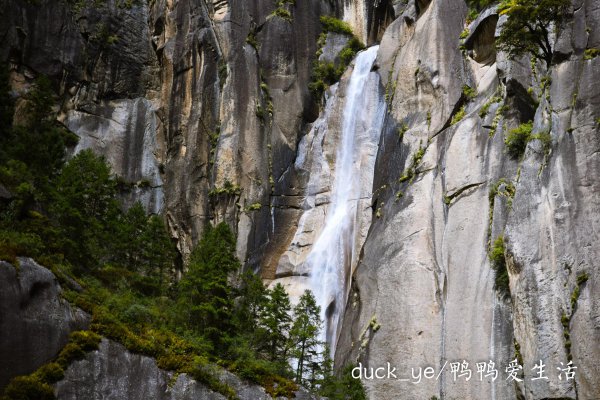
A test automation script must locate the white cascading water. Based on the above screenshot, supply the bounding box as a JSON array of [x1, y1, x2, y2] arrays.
[[306, 46, 385, 352]]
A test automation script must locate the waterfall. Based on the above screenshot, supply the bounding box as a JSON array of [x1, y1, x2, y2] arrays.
[[306, 45, 385, 352]]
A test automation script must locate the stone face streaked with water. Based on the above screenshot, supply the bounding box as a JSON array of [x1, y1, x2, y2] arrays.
[[272, 47, 385, 353]]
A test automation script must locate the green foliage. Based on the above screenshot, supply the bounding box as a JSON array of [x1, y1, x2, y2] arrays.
[[2, 376, 55, 400], [188, 358, 238, 400], [397, 123, 408, 141], [465, 0, 495, 10], [0, 70, 302, 400], [451, 105, 467, 125], [177, 223, 240, 352], [462, 85, 477, 100], [319, 363, 367, 400], [309, 18, 364, 100], [260, 283, 293, 365], [319, 16, 354, 35], [2, 330, 100, 400], [489, 236, 510, 296], [209, 180, 241, 197], [290, 290, 322, 386], [0, 230, 43, 265], [51, 150, 120, 269], [497, 0, 571, 67], [309, 37, 365, 99], [479, 94, 502, 117], [0, 64, 13, 139], [246, 28, 259, 50], [399, 145, 426, 184], [271, 7, 292, 22], [584, 48, 600, 60], [505, 121, 533, 158]]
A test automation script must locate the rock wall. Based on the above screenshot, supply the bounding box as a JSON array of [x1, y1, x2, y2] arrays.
[[0, 259, 89, 389], [335, 1, 600, 400]]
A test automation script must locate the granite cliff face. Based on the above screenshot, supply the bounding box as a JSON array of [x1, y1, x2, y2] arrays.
[[1, 0, 599, 399]]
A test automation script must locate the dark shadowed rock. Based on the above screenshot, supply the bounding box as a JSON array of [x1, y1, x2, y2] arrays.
[[0, 258, 90, 390]]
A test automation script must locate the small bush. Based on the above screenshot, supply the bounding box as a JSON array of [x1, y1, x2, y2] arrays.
[[319, 16, 353, 35], [584, 48, 600, 60], [272, 7, 292, 22], [0, 230, 44, 265], [489, 236, 510, 295], [505, 121, 533, 158], [34, 362, 64, 384], [462, 85, 477, 100], [3, 376, 55, 400], [188, 358, 238, 400], [451, 105, 466, 125]]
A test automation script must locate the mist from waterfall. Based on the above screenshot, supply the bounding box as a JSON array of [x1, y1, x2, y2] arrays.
[[306, 45, 385, 352]]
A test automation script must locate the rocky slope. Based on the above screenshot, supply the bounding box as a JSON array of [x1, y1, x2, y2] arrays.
[[0, 259, 319, 399], [1, 0, 599, 399]]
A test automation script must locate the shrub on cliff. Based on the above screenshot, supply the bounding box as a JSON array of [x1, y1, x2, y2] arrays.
[[497, 0, 571, 67]]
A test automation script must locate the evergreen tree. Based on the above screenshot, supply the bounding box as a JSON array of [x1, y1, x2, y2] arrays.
[[51, 149, 119, 269], [234, 269, 268, 335], [177, 222, 240, 353], [290, 290, 323, 386], [111, 202, 147, 269], [141, 214, 176, 293], [259, 283, 293, 366]]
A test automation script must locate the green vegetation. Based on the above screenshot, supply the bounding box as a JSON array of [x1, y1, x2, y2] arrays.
[[271, 7, 292, 22], [270, 0, 295, 23], [208, 180, 241, 197], [319, 364, 367, 400], [465, 0, 495, 10], [450, 105, 466, 125], [584, 48, 600, 60], [465, 0, 495, 23], [497, 0, 571, 68], [2, 331, 100, 400], [504, 121, 551, 159], [571, 272, 589, 310], [462, 85, 477, 100], [309, 17, 365, 100], [397, 123, 408, 142], [246, 28, 259, 50], [489, 236, 510, 296], [487, 178, 516, 247], [479, 93, 503, 118], [399, 146, 426, 184], [319, 16, 354, 35], [505, 122, 532, 158]]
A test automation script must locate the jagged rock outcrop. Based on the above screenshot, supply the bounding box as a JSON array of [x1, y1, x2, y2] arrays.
[[0, 258, 90, 389]]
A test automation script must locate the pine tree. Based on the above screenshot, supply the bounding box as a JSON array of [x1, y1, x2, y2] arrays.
[[177, 222, 240, 352], [259, 283, 293, 366], [141, 214, 176, 293], [234, 269, 268, 335], [51, 149, 119, 269], [290, 289, 323, 386]]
